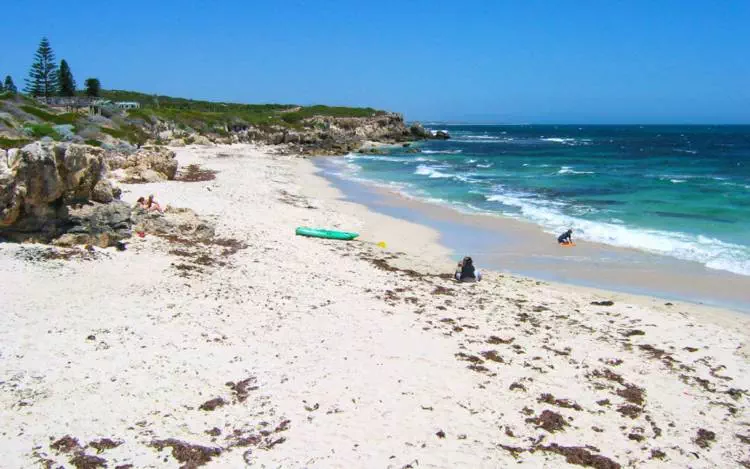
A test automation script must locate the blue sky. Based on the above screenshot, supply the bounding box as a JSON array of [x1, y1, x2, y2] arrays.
[[2, 0, 749, 123]]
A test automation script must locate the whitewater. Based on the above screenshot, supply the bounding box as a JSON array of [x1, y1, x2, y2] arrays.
[[327, 124, 750, 277]]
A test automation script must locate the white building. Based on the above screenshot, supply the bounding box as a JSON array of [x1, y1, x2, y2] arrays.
[[115, 101, 141, 110]]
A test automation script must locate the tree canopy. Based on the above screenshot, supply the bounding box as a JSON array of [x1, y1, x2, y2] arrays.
[[84, 78, 101, 97], [4, 76, 18, 94], [58, 60, 76, 97], [24, 37, 59, 99]]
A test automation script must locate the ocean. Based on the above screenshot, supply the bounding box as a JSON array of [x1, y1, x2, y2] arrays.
[[326, 125, 750, 277]]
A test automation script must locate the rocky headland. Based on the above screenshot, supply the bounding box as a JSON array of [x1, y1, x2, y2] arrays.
[[0, 93, 446, 247]]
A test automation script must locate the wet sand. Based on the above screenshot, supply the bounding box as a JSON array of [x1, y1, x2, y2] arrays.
[[317, 159, 750, 313]]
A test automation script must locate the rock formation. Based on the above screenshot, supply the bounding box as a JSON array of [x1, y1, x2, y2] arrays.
[[183, 113, 444, 155], [54, 201, 133, 248], [0, 142, 115, 242], [131, 206, 215, 242], [112, 146, 178, 183]]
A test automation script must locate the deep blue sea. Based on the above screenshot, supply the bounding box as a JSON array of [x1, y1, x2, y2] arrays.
[[328, 125, 750, 276]]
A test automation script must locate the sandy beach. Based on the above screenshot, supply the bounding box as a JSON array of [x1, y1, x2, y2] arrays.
[[1, 144, 748, 468]]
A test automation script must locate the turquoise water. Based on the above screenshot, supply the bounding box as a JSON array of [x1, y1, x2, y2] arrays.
[[326, 125, 750, 276]]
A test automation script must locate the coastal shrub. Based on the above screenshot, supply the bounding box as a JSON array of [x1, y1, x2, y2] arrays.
[[84, 139, 102, 147], [77, 125, 101, 140], [98, 89, 384, 130], [126, 108, 155, 123], [0, 136, 32, 149], [281, 112, 304, 124], [100, 124, 148, 145], [0, 92, 13, 101], [53, 124, 76, 141], [25, 123, 60, 139], [100, 107, 116, 118], [293, 105, 381, 119], [20, 105, 79, 125], [100, 126, 126, 139]]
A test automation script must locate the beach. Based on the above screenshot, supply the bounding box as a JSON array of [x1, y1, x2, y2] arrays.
[[1, 144, 748, 468], [317, 164, 750, 312]]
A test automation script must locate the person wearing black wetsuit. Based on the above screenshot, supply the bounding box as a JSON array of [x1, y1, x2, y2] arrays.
[[558, 229, 573, 244], [455, 256, 482, 282]]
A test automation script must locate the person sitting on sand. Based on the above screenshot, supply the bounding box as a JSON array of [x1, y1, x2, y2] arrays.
[[455, 256, 482, 282], [558, 228, 574, 245], [136, 195, 164, 213]]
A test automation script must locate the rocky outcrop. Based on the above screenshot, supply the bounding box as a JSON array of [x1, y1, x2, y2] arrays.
[[54, 201, 132, 248], [218, 113, 441, 155], [114, 146, 178, 183], [0, 142, 118, 242], [51, 204, 215, 248], [131, 206, 215, 241], [92, 179, 120, 203], [0, 138, 203, 248]]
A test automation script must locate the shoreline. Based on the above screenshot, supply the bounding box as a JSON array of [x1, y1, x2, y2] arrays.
[[314, 156, 750, 313], [1, 144, 748, 467]]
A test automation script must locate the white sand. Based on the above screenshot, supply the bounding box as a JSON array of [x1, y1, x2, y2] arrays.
[[0, 144, 748, 468]]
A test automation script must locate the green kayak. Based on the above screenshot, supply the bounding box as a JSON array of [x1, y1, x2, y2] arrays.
[[295, 227, 359, 240]]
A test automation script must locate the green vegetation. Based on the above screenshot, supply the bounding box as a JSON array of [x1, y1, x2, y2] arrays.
[[100, 127, 126, 139], [1, 117, 14, 128], [4, 76, 18, 94], [100, 89, 385, 134], [285, 105, 382, 120], [24, 37, 59, 99], [20, 105, 79, 125], [101, 124, 147, 145], [102, 89, 294, 113], [84, 78, 101, 97], [25, 123, 60, 139], [124, 108, 155, 122], [0, 137, 32, 149], [84, 139, 102, 147], [58, 60, 76, 97]]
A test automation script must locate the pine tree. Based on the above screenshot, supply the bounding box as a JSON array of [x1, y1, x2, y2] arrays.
[[0, 78, 4, 93], [58, 60, 76, 96], [24, 37, 59, 99], [84, 78, 101, 97], [4, 76, 18, 94]]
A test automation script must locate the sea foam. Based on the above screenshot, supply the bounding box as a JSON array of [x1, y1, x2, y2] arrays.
[[415, 165, 453, 179], [485, 191, 750, 276]]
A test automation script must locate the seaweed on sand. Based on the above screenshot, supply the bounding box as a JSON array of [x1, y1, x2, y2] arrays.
[[150, 439, 222, 468], [525, 410, 568, 433]]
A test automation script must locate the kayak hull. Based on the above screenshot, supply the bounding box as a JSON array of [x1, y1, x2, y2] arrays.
[[296, 227, 359, 240]]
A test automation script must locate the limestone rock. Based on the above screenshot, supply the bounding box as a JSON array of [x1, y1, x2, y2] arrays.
[[58, 144, 107, 201], [57, 201, 133, 247], [118, 146, 178, 182], [132, 206, 215, 241], [191, 135, 213, 146], [0, 142, 108, 240], [409, 123, 430, 139], [91, 179, 118, 203]]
